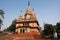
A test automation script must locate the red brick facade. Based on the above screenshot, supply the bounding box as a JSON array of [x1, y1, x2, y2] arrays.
[[15, 2, 40, 35], [7, 2, 42, 39]]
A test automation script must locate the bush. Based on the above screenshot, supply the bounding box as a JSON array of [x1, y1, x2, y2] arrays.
[[0, 31, 7, 36], [57, 33, 60, 39]]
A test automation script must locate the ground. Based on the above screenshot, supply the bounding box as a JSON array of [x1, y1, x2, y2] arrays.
[[0, 32, 59, 40], [0, 36, 60, 40]]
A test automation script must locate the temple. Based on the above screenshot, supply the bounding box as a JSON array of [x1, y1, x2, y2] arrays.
[[15, 2, 40, 34]]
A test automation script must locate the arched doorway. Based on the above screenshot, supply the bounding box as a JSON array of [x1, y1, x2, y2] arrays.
[[20, 28, 27, 33]]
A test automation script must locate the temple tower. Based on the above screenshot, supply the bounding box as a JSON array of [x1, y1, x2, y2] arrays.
[[16, 2, 40, 34]]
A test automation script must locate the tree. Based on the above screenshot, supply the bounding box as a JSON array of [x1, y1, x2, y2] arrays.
[[43, 23, 54, 38], [56, 22, 60, 32], [0, 10, 4, 29], [56, 22, 60, 38], [5, 19, 16, 33]]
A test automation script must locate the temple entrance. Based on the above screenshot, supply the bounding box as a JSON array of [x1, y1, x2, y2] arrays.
[[20, 28, 27, 33], [23, 29, 25, 33]]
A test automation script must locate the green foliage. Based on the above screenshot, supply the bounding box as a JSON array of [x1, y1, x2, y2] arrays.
[[0, 10, 4, 29], [56, 22, 60, 38], [43, 23, 53, 37], [42, 22, 60, 38], [0, 18, 3, 24], [0, 10, 4, 19], [4, 19, 16, 33], [56, 22, 60, 32]]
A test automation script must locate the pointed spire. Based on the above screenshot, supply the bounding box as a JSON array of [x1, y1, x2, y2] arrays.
[[28, 1, 30, 10], [32, 8, 35, 16], [32, 8, 35, 15], [25, 1, 32, 15], [32, 8, 34, 11], [18, 10, 23, 21], [28, 1, 30, 6], [20, 10, 22, 17], [32, 8, 37, 20]]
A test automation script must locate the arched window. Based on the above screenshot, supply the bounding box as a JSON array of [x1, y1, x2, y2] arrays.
[[20, 29, 23, 33], [20, 28, 27, 33], [23, 29, 25, 33]]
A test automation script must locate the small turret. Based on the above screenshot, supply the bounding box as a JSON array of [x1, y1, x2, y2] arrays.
[[17, 10, 23, 21], [31, 8, 37, 21], [28, 1, 30, 7]]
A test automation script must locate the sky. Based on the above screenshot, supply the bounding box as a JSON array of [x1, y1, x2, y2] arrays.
[[0, 0, 60, 30]]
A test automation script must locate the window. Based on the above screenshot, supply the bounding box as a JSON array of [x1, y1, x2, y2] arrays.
[[20, 29, 23, 33], [20, 28, 27, 33]]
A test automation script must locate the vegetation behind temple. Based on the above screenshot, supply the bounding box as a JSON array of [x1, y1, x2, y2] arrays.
[[0, 8, 60, 39], [42, 24, 53, 37], [0, 10, 4, 29], [4, 19, 16, 33], [3, 19, 60, 38], [42, 22, 60, 38]]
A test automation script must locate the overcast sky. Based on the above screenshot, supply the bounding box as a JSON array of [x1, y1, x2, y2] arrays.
[[0, 0, 60, 30]]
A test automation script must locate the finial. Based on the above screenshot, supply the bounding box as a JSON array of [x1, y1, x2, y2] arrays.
[[28, 1, 30, 6], [32, 8, 34, 11], [20, 10, 23, 17], [20, 10, 22, 12]]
